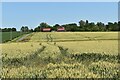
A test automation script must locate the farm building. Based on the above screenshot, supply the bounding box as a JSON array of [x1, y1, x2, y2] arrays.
[[57, 27, 65, 32], [42, 28, 51, 32]]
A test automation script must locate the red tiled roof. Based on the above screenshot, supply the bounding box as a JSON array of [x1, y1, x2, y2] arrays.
[[42, 28, 51, 31], [57, 27, 65, 31]]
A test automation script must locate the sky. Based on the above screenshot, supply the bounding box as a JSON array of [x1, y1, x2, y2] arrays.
[[1, 0, 120, 2], [2, 2, 118, 31]]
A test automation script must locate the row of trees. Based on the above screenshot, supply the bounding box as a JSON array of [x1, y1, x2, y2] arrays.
[[33, 20, 120, 32], [76, 20, 119, 31], [20, 26, 34, 32], [0, 28, 16, 32], [1, 20, 120, 32], [0, 26, 32, 32]]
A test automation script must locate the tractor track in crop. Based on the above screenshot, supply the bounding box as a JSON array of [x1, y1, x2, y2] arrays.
[[46, 34, 68, 55], [79, 34, 105, 40], [3, 45, 46, 67], [46, 34, 69, 55], [46, 34, 70, 56], [58, 46, 68, 55], [46, 34, 53, 43], [45, 33, 116, 43]]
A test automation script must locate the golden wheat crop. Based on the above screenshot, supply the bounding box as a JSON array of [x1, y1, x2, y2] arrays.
[[2, 42, 42, 59], [30, 32, 118, 42], [57, 40, 118, 55], [1, 32, 119, 78]]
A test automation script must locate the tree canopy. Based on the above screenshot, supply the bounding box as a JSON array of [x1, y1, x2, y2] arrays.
[[21, 20, 120, 32]]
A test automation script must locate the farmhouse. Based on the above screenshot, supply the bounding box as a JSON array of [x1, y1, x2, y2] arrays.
[[42, 28, 51, 32], [57, 27, 65, 32]]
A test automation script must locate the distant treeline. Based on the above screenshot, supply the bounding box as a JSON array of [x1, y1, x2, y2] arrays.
[[1, 20, 120, 32], [0, 28, 16, 32]]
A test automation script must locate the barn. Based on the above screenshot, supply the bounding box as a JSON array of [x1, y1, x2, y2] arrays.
[[42, 28, 51, 32], [57, 27, 65, 32]]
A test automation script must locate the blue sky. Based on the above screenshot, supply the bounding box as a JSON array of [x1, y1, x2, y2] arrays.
[[2, 2, 118, 30]]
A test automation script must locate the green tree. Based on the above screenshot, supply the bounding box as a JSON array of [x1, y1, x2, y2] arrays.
[[79, 20, 86, 31], [35, 22, 51, 31], [86, 22, 95, 31], [112, 22, 119, 31], [0, 28, 1, 32], [79, 20, 86, 27], [86, 20, 89, 25], [106, 22, 114, 31], [53, 24, 60, 31], [20, 26, 29, 32], [7, 28, 12, 32], [24, 26, 29, 32], [12, 28, 16, 31], [118, 21, 120, 31], [20, 26, 24, 32], [29, 29, 34, 32], [96, 22, 105, 31], [40, 22, 50, 28], [34, 27, 40, 32], [62, 23, 78, 31]]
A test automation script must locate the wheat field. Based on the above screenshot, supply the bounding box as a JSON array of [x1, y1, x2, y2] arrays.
[[1, 32, 119, 78]]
